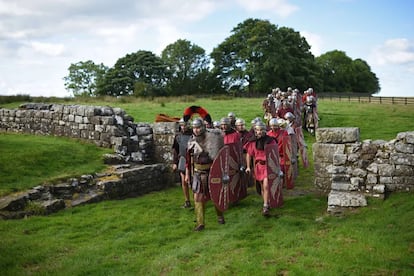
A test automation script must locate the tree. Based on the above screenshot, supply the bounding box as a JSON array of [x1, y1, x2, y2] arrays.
[[315, 50, 379, 94], [211, 19, 279, 95], [161, 39, 211, 95], [96, 50, 169, 97], [350, 59, 380, 94], [63, 60, 108, 97], [211, 18, 319, 95]]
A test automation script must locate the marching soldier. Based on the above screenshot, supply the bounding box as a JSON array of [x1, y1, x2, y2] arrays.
[[185, 118, 225, 231]]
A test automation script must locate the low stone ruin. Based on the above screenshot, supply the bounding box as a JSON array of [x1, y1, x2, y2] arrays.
[[313, 128, 414, 213]]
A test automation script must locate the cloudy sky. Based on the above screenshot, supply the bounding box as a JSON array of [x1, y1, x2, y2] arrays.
[[0, 0, 413, 97]]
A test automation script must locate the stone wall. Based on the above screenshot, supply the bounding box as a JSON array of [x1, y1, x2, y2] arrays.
[[0, 163, 171, 219], [0, 103, 181, 219], [313, 128, 414, 213], [0, 103, 153, 163]]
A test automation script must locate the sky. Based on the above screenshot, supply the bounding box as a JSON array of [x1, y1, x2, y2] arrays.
[[0, 0, 413, 98]]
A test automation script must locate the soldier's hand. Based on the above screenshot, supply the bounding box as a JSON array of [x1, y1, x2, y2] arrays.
[[172, 164, 177, 171], [245, 167, 251, 174]]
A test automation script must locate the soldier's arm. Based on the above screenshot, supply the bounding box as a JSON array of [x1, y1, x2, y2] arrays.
[[245, 152, 252, 174]]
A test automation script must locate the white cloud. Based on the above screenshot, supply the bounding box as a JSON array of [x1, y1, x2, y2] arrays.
[[29, 41, 65, 57], [300, 31, 323, 56], [370, 38, 414, 66], [236, 0, 298, 17]]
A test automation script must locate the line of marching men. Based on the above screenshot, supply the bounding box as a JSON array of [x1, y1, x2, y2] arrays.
[[172, 99, 310, 231]]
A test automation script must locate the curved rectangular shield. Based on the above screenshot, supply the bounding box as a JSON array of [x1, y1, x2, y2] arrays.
[[265, 144, 283, 208]]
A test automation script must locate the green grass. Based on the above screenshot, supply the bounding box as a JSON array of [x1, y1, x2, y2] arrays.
[[0, 133, 112, 196], [0, 187, 413, 275], [0, 97, 414, 275]]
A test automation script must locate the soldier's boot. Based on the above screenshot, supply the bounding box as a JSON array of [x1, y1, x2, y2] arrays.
[[215, 206, 225, 224], [194, 202, 205, 231]]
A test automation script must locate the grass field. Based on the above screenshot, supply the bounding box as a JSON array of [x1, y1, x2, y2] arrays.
[[0, 97, 414, 275]]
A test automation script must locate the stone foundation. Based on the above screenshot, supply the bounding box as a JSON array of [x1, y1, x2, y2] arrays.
[[313, 128, 414, 213]]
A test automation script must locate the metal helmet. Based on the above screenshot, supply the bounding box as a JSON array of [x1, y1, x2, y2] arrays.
[[284, 112, 295, 121], [254, 121, 267, 136], [212, 120, 220, 128], [227, 112, 236, 119], [269, 118, 279, 127], [306, 95, 315, 104], [250, 117, 262, 125], [220, 117, 231, 125], [192, 118, 205, 134], [235, 118, 245, 126], [277, 118, 288, 129]]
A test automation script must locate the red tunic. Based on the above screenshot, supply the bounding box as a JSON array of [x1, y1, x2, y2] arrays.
[[244, 137, 276, 181], [267, 129, 288, 167], [224, 130, 241, 145]]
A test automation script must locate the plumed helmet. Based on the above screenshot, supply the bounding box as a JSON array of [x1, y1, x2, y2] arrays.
[[277, 118, 288, 129], [235, 118, 245, 126], [269, 118, 279, 127], [284, 112, 295, 121]]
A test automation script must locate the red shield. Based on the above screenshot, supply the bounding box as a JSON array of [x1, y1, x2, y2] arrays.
[[209, 142, 247, 212], [265, 144, 283, 208], [282, 134, 294, 189]]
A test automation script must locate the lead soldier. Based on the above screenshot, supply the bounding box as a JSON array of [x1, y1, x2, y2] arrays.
[[185, 118, 225, 231]]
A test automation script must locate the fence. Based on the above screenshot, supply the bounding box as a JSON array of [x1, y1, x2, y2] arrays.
[[318, 95, 414, 105]]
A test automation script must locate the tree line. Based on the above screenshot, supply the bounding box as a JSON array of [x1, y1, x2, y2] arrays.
[[63, 18, 380, 97]]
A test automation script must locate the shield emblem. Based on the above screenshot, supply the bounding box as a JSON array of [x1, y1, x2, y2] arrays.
[[209, 142, 247, 212], [265, 144, 283, 208]]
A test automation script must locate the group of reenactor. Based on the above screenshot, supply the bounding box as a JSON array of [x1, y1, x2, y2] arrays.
[[172, 87, 315, 231], [263, 87, 319, 134]]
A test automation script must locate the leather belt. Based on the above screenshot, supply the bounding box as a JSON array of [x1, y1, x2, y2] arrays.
[[194, 163, 212, 171]]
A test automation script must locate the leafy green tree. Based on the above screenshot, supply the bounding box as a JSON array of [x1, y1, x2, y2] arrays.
[[96, 50, 169, 97], [63, 60, 108, 97], [211, 19, 279, 95], [350, 59, 380, 94], [315, 50, 379, 94], [276, 27, 321, 92], [211, 18, 319, 95], [161, 39, 211, 95], [316, 50, 353, 92]]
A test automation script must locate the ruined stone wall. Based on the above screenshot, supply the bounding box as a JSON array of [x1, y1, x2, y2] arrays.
[[0, 103, 181, 219], [0, 103, 153, 163], [0, 163, 172, 219], [313, 128, 414, 213]]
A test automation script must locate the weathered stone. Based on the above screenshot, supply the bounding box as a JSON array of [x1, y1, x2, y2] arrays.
[[390, 152, 414, 165], [373, 184, 385, 194], [327, 191, 367, 207], [316, 127, 360, 143], [0, 192, 28, 211], [333, 154, 347, 165], [396, 131, 414, 144], [366, 173, 378, 184], [41, 199, 65, 214]]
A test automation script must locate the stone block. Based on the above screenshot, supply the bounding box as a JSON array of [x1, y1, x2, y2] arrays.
[[315, 127, 360, 143]]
